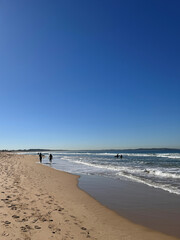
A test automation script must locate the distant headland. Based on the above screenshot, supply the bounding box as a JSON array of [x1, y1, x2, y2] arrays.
[[0, 148, 180, 152]]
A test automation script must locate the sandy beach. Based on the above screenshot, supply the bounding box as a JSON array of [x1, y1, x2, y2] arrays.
[[0, 153, 179, 240]]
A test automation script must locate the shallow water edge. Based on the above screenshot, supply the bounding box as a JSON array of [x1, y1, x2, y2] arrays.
[[78, 174, 180, 239]]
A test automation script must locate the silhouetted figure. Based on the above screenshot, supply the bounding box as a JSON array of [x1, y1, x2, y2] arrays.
[[49, 154, 53, 163], [39, 153, 42, 163], [115, 154, 119, 158], [120, 155, 123, 159]]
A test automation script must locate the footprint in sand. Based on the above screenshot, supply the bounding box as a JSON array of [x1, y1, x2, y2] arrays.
[[32, 218, 38, 223], [40, 217, 47, 222], [34, 225, 41, 229], [48, 224, 54, 229], [20, 218, 28, 222], [2, 231, 9, 236], [12, 215, 20, 219], [20, 225, 32, 232], [81, 227, 87, 230], [4, 220, 11, 226]]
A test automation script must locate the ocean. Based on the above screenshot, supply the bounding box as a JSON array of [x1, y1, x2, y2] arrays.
[[24, 149, 180, 196]]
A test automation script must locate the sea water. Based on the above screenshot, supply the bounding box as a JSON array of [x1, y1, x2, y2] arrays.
[[23, 149, 180, 195]]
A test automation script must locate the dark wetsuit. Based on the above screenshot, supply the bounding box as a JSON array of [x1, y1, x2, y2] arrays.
[[49, 154, 53, 163], [39, 153, 42, 163]]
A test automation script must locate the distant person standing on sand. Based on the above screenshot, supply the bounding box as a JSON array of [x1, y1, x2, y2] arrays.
[[49, 154, 53, 163], [39, 153, 42, 163]]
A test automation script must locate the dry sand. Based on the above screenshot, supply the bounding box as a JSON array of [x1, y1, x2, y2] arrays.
[[0, 153, 179, 240]]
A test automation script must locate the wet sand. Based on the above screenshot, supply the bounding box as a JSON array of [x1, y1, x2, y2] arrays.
[[0, 153, 179, 240], [79, 175, 180, 239]]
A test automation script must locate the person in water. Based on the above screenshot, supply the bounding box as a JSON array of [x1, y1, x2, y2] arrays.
[[39, 153, 42, 163], [115, 154, 123, 159], [49, 154, 53, 163]]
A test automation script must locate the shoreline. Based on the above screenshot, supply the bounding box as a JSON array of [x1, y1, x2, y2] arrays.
[[79, 175, 180, 239], [0, 153, 179, 240]]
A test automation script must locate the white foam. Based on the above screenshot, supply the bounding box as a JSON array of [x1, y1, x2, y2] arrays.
[[156, 153, 180, 159], [149, 169, 180, 179], [63, 158, 180, 179], [123, 153, 155, 157], [64, 157, 180, 195], [116, 172, 180, 195]]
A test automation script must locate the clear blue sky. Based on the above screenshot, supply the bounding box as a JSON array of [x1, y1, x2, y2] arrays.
[[0, 0, 180, 150]]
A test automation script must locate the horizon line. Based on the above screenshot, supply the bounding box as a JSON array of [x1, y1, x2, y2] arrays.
[[1, 147, 180, 152]]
